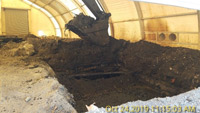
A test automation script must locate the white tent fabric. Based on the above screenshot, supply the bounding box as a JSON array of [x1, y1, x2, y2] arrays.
[[130, 0, 200, 10], [23, 0, 62, 37]]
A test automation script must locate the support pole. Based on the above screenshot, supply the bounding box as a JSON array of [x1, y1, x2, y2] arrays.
[[197, 11, 200, 48], [0, 0, 2, 35], [134, 2, 145, 40]]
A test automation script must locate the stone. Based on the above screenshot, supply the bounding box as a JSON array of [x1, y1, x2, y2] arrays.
[[25, 97, 31, 102]]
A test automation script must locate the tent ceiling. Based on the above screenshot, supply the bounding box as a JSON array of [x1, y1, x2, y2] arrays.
[[131, 0, 200, 10], [21, 0, 199, 41], [22, 0, 94, 37], [29, 0, 74, 18], [24, 0, 95, 27], [49, 1, 68, 15]]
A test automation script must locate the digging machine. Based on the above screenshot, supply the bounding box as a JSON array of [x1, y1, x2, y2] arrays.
[[65, 0, 111, 46]]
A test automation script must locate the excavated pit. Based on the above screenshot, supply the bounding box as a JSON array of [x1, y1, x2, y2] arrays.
[[1, 35, 200, 112]]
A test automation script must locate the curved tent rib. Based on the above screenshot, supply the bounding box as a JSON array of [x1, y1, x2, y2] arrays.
[[130, 0, 200, 10], [23, 0, 62, 37], [22, 0, 99, 38]]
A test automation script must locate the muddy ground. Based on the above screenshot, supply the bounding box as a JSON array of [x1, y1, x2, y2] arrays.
[[1, 35, 200, 112]]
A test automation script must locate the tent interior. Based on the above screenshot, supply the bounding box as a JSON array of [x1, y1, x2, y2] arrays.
[[1, 0, 200, 112], [1, 0, 200, 49]]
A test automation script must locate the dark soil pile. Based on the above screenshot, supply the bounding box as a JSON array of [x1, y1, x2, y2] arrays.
[[120, 41, 200, 92], [1, 35, 200, 112]]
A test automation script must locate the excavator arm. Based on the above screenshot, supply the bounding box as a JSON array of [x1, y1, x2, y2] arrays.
[[65, 0, 111, 46], [82, 0, 103, 20]]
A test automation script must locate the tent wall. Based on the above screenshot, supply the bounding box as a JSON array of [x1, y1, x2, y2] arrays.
[[0, 1, 2, 35], [101, 0, 200, 50], [140, 2, 199, 50], [27, 0, 89, 38], [1, 0, 55, 36], [102, 0, 142, 42], [30, 8, 56, 36], [1, 0, 200, 50]]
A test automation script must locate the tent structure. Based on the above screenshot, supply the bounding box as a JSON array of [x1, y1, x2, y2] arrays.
[[2, 1, 200, 112], [0, 0, 200, 50], [131, 0, 200, 10]]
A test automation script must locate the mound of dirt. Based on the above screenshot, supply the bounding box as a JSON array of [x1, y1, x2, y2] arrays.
[[120, 41, 200, 93], [1, 36, 200, 112]]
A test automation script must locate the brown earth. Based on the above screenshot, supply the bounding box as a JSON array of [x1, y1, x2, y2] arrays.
[[1, 35, 200, 112]]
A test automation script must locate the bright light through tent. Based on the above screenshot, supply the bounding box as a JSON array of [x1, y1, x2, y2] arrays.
[[56, 29, 62, 37], [59, 0, 77, 10], [31, 3, 41, 9], [38, 30, 45, 36], [95, 0, 103, 11], [72, 9, 81, 16], [40, 8, 52, 17], [23, 0, 33, 5], [77, 0, 84, 5], [23, 0, 62, 37], [83, 5, 96, 19], [108, 24, 111, 36], [131, 0, 200, 10], [50, 17, 60, 29]]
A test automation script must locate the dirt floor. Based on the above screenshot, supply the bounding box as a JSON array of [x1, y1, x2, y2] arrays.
[[1, 35, 200, 112], [0, 56, 76, 113]]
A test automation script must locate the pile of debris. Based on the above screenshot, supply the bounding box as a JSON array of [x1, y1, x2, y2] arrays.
[[66, 12, 111, 46], [1, 34, 200, 112]]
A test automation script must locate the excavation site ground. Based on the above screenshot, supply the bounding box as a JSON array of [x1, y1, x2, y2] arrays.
[[1, 35, 200, 112]]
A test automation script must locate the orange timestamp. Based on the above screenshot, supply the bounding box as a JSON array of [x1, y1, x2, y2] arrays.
[[105, 105, 196, 113]]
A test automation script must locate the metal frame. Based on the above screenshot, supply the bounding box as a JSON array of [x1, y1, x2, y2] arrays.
[[134, 2, 145, 39], [73, 0, 86, 14], [24, 0, 91, 38], [113, 12, 197, 23], [198, 11, 200, 46], [21, 0, 200, 43], [143, 12, 197, 20], [0, 0, 2, 35], [22, 0, 62, 37]]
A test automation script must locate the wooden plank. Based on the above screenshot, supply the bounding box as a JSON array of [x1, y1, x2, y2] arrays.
[[68, 71, 125, 79]]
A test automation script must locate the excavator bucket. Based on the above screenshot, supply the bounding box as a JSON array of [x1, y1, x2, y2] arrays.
[[65, 0, 111, 46]]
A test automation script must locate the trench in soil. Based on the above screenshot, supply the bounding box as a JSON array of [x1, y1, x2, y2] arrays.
[[56, 71, 172, 112], [2, 37, 199, 112], [32, 38, 200, 112]]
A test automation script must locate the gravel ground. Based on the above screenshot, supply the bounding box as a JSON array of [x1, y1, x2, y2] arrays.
[[86, 87, 200, 113], [0, 57, 77, 113]]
